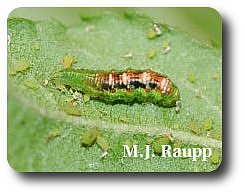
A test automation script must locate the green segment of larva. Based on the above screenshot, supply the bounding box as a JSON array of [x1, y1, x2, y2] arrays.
[[51, 68, 180, 107]]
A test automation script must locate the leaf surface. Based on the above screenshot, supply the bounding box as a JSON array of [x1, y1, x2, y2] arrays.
[[8, 13, 222, 172]]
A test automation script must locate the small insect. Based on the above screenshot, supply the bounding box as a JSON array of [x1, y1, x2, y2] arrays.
[[189, 118, 202, 135], [83, 94, 91, 103], [211, 72, 219, 80], [9, 59, 30, 75], [187, 72, 197, 83], [62, 54, 76, 69], [211, 149, 221, 164], [147, 30, 157, 39], [54, 79, 66, 91], [148, 49, 157, 59], [23, 79, 37, 89], [153, 135, 170, 155], [63, 104, 81, 116], [203, 117, 213, 131], [51, 68, 180, 108], [146, 136, 154, 145], [81, 128, 101, 147]]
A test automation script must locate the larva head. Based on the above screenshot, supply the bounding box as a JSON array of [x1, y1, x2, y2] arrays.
[[161, 85, 180, 107]]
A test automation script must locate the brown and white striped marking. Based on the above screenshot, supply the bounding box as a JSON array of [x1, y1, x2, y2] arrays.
[[95, 70, 174, 94]]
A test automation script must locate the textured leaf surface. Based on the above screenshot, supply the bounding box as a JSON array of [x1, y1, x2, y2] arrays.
[[7, 13, 222, 172]]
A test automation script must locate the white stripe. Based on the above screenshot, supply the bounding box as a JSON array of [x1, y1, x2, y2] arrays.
[[109, 74, 113, 86]]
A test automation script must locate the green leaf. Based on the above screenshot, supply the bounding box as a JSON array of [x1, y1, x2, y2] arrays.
[[7, 12, 222, 172]]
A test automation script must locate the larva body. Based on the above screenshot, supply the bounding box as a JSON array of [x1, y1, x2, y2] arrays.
[[52, 69, 180, 107]]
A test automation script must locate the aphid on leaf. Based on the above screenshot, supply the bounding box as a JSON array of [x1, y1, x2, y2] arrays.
[[63, 104, 81, 116], [9, 59, 30, 75], [153, 135, 170, 155], [51, 68, 180, 108], [62, 54, 76, 69], [54, 79, 66, 91], [211, 149, 221, 165], [147, 30, 157, 39], [189, 119, 202, 135], [23, 79, 37, 89], [211, 72, 219, 80], [148, 49, 157, 59], [187, 72, 197, 83], [81, 128, 101, 147], [83, 94, 91, 103], [146, 136, 154, 145], [203, 117, 213, 131]]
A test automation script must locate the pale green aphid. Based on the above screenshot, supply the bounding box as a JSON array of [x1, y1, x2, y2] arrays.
[[189, 119, 202, 135], [23, 79, 37, 89], [153, 135, 170, 155], [9, 59, 30, 75], [147, 30, 157, 39], [81, 128, 101, 147], [63, 54, 76, 69], [148, 49, 157, 59], [83, 94, 91, 103], [211, 72, 219, 80], [203, 117, 213, 131], [54, 79, 66, 91], [211, 149, 221, 164], [146, 136, 154, 145], [63, 104, 81, 116], [187, 72, 197, 83]]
